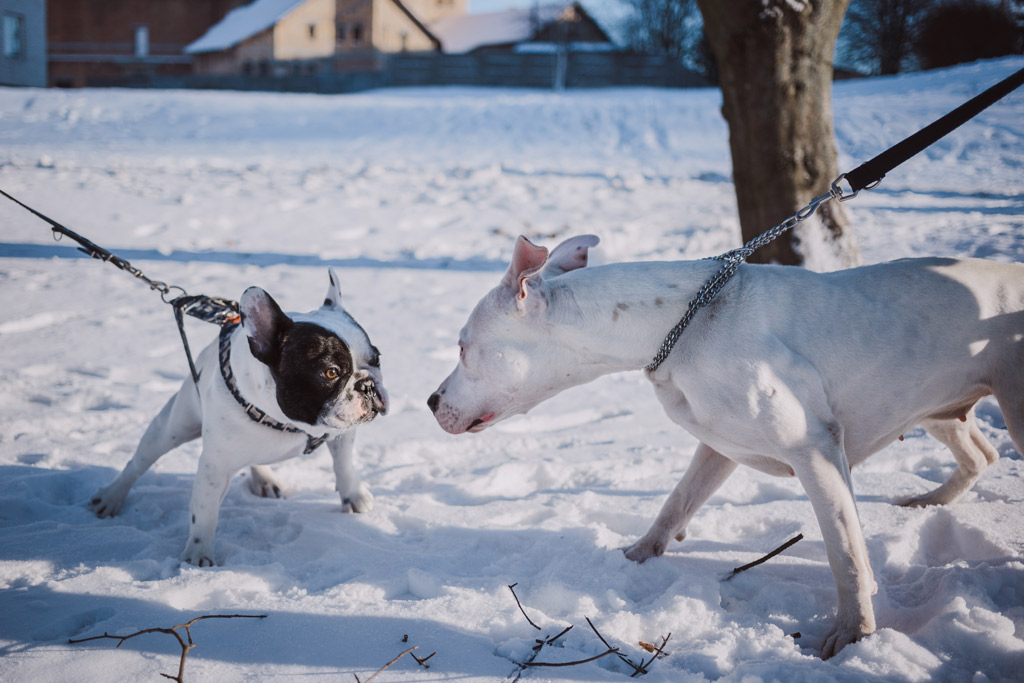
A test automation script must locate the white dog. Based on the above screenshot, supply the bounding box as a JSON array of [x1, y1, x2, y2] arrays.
[[92, 270, 387, 566], [428, 234, 1024, 658]]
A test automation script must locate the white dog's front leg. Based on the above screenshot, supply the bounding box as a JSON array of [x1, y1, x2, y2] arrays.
[[248, 465, 285, 499], [328, 431, 374, 513], [182, 448, 234, 567], [793, 444, 876, 659], [625, 443, 737, 562]]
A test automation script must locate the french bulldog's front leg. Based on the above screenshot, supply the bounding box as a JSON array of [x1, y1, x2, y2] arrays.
[[625, 443, 737, 562], [182, 448, 234, 567], [328, 431, 374, 513], [248, 465, 285, 499]]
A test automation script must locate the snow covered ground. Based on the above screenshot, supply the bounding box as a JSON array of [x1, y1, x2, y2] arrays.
[[1, 58, 1023, 682]]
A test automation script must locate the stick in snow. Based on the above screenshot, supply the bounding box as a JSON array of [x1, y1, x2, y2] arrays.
[[67, 613, 266, 683], [725, 533, 804, 580]]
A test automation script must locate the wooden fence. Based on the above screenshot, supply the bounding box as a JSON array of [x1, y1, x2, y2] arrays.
[[86, 51, 709, 92]]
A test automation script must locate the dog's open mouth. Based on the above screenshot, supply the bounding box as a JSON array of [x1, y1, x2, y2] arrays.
[[467, 413, 496, 432]]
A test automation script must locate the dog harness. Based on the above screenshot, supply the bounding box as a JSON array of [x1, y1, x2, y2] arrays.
[[219, 322, 328, 454]]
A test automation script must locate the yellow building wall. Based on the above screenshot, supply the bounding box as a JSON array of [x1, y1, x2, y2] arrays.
[[371, 0, 437, 52], [274, 0, 336, 60], [400, 0, 465, 26]]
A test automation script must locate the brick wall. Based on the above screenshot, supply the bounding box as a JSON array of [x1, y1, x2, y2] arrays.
[[47, 0, 239, 87]]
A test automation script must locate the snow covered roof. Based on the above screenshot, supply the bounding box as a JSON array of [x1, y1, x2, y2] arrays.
[[431, 4, 578, 54], [185, 0, 307, 54]]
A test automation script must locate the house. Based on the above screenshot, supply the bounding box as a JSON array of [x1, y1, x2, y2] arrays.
[[187, 0, 463, 75], [187, 0, 336, 76], [0, 0, 46, 86], [47, 0, 241, 88], [429, 2, 616, 55]]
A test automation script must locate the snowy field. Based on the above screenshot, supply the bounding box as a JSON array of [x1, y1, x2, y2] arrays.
[[1, 58, 1023, 682]]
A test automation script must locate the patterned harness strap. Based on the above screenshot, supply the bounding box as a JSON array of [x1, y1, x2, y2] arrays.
[[218, 322, 328, 455]]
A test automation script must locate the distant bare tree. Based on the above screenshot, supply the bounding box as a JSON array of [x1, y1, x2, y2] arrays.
[[625, 0, 697, 59], [840, 0, 932, 74], [697, 0, 860, 269], [916, 0, 1021, 69]]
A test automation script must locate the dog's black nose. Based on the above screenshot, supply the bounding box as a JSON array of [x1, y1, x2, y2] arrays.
[[427, 392, 440, 413]]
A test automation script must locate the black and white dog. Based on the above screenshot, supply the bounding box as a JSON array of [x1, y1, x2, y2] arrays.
[[91, 269, 387, 566]]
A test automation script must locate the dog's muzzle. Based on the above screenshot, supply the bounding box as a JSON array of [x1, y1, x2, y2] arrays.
[[356, 376, 388, 416]]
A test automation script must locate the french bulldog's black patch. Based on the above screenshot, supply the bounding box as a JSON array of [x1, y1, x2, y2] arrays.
[[270, 322, 354, 426]]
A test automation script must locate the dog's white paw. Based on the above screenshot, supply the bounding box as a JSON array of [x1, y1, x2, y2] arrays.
[[248, 466, 285, 499], [623, 535, 670, 563], [821, 618, 873, 659], [181, 539, 216, 567], [340, 483, 374, 513], [90, 485, 128, 518]]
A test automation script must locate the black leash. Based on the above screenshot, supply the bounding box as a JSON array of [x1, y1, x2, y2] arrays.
[[647, 64, 1024, 372], [843, 66, 1024, 195], [0, 186, 239, 383], [1, 187, 334, 448]]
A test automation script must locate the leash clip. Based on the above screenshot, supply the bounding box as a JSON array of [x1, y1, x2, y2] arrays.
[[832, 173, 882, 203]]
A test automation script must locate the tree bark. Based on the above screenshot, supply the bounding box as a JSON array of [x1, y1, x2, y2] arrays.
[[696, 0, 860, 270]]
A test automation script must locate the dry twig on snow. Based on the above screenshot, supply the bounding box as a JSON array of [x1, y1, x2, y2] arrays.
[[725, 533, 804, 580], [67, 613, 266, 683], [508, 584, 670, 679], [508, 583, 542, 630], [354, 646, 419, 683], [353, 637, 437, 682], [585, 616, 672, 677]]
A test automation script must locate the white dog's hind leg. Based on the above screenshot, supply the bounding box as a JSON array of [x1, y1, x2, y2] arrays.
[[625, 443, 737, 563], [793, 441, 876, 659], [993, 375, 1024, 458], [92, 385, 202, 517], [901, 412, 999, 507], [328, 431, 374, 513], [248, 465, 285, 499]]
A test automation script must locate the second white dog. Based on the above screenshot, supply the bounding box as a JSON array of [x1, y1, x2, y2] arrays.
[[429, 234, 1024, 658]]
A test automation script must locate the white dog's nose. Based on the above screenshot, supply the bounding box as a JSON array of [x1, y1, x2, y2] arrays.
[[427, 392, 441, 413]]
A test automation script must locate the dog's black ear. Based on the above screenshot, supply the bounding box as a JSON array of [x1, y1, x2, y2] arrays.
[[322, 267, 343, 310], [240, 287, 293, 366]]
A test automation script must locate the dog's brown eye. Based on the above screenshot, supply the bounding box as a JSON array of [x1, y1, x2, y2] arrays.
[[324, 367, 339, 380]]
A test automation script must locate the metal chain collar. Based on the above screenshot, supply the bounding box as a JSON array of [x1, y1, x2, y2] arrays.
[[645, 175, 857, 373]]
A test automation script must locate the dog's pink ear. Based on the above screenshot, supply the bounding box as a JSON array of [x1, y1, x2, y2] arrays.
[[541, 235, 599, 277], [501, 236, 549, 289], [240, 287, 293, 366], [322, 268, 343, 309]]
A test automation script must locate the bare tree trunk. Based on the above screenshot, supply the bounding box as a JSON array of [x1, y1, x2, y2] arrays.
[[696, 0, 860, 270]]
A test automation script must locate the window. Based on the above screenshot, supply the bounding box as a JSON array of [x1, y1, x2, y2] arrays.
[[336, 22, 346, 43], [134, 25, 149, 58], [351, 23, 363, 45], [2, 13, 24, 59], [308, 23, 316, 39]]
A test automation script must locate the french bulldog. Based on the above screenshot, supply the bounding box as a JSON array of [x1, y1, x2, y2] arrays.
[[428, 234, 1024, 658], [91, 269, 387, 566]]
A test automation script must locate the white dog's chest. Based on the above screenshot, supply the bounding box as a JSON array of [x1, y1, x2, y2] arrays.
[[648, 378, 796, 477]]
